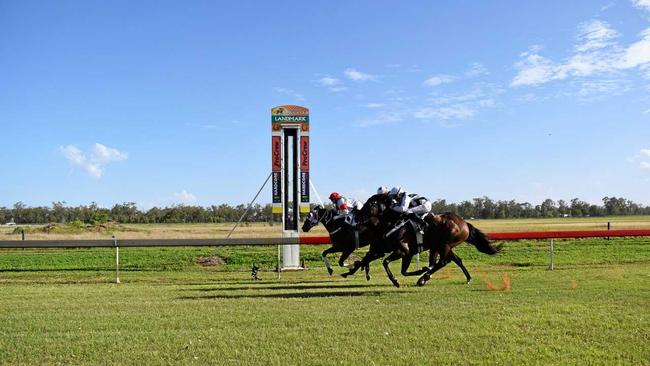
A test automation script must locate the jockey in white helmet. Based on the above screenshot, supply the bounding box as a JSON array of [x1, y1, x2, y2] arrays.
[[377, 186, 390, 195], [388, 187, 432, 226]]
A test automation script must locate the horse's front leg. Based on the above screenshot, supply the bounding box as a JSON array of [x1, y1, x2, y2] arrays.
[[322, 246, 338, 276]]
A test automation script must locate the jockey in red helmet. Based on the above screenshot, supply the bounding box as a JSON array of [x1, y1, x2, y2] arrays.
[[329, 192, 349, 215]]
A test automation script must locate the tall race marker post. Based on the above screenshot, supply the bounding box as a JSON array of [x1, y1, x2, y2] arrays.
[[272, 105, 310, 270]]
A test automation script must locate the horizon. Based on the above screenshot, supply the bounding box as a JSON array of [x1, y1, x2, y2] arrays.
[[1, 194, 646, 212]]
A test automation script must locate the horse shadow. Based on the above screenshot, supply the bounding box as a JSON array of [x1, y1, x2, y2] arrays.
[[180, 283, 394, 292], [178, 290, 385, 300]]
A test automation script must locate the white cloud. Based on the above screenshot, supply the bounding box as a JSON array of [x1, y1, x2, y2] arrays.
[[344, 68, 376, 81], [173, 190, 197, 204], [317, 76, 342, 86], [575, 78, 632, 98], [357, 83, 500, 127], [357, 111, 404, 127], [632, 0, 650, 14], [362, 103, 384, 108], [465, 63, 489, 78], [328, 86, 348, 92], [92, 143, 128, 164], [274, 87, 305, 101], [416, 83, 503, 123], [60, 143, 127, 178], [511, 51, 561, 86], [575, 20, 619, 52], [423, 74, 455, 87], [618, 28, 650, 69], [511, 16, 650, 89], [422, 63, 487, 88], [60, 145, 86, 166], [637, 148, 650, 171], [414, 105, 476, 120], [601, 1, 615, 11]]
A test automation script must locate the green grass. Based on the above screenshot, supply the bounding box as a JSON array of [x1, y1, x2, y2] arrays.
[[1, 237, 649, 365]]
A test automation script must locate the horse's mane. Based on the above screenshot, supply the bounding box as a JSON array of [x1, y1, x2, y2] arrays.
[[360, 194, 401, 224]]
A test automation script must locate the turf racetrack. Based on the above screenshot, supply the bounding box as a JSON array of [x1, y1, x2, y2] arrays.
[[1, 238, 648, 365]]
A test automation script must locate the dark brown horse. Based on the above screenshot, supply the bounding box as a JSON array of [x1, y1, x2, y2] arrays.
[[302, 205, 379, 278], [415, 212, 501, 286], [343, 194, 502, 287]]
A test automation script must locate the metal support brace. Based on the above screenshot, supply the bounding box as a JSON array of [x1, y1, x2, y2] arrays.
[[227, 172, 273, 239], [309, 180, 324, 206]]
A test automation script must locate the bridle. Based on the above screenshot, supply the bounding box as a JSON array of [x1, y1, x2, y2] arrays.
[[307, 207, 334, 227]]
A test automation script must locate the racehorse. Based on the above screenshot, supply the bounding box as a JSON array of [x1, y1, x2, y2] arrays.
[[342, 194, 502, 287], [302, 205, 380, 278]]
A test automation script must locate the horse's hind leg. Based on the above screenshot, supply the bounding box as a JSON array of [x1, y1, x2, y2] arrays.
[[322, 247, 338, 276], [449, 251, 472, 284], [364, 261, 371, 281], [400, 254, 426, 276], [383, 251, 403, 288]]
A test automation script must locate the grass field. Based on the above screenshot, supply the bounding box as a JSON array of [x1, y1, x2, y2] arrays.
[[1, 219, 649, 365]]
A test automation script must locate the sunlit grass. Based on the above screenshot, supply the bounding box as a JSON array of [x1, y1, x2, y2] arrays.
[[0, 221, 648, 365]]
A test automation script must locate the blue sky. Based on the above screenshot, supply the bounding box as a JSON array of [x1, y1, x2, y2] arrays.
[[1, 0, 649, 208]]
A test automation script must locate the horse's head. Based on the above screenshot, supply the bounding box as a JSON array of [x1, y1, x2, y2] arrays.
[[361, 194, 390, 226], [301, 205, 328, 232]]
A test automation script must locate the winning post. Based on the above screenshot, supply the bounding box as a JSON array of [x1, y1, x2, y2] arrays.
[[271, 105, 310, 270]]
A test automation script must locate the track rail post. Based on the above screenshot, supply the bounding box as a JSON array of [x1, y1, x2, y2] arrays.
[[277, 245, 281, 279], [549, 239, 554, 271], [113, 236, 120, 284]]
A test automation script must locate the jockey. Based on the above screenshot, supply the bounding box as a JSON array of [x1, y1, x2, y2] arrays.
[[329, 192, 350, 216], [377, 186, 390, 195], [388, 187, 432, 227]]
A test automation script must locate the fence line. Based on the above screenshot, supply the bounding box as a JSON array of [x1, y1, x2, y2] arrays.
[[0, 229, 649, 248], [1, 229, 648, 282]]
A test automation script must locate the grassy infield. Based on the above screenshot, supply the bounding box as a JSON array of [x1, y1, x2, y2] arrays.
[[0, 217, 649, 365]]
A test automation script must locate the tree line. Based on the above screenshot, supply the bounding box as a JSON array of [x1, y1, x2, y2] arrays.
[[1, 196, 648, 225]]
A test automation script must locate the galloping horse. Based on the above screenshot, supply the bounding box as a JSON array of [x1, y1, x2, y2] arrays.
[[302, 206, 380, 277], [343, 194, 502, 287]]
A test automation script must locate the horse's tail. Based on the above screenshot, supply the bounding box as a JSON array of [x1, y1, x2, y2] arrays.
[[466, 223, 502, 255]]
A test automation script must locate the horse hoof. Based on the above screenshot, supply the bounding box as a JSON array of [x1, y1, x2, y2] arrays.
[[366, 275, 371, 281], [392, 280, 400, 288], [416, 276, 429, 287], [327, 268, 334, 276], [466, 279, 472, 285], [340, 273, 348, 278]]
